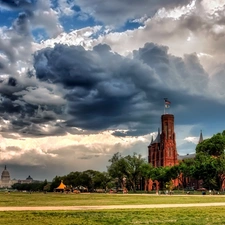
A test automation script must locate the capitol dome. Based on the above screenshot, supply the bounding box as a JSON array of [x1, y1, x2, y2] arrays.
[[1, 165, 10, 182]]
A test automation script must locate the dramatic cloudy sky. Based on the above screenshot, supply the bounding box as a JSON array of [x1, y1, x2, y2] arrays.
[[0, 0, 225, 181]]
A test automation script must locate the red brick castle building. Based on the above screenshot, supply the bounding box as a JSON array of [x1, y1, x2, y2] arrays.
[[148, 114, 178, 167], [147, 113, 179, 190], [147, 111, 206, 191]]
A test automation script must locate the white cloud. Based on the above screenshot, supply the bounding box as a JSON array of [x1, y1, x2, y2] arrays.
[[31, 0, 63, 38], [40, 26, 101, 49], [200, 0, 225, 14], [57, 0, 76, 17], [184, 136, 198, 144], [1, 0, 225, 180], [0, 131, 151, 178]]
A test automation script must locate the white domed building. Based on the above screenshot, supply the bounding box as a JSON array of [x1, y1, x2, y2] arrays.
[[0, 166, 17, 188]]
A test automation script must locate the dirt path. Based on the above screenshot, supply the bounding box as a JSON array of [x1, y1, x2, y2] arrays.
[[1, 202, 225, 211]]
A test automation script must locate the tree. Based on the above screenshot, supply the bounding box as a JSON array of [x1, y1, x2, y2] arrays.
[[213, 155, 225, 191], [151, 166, 172, 190], [108, 152, 146, 192], [92, 171, 112, 190], [82, 170, 101, 191], [140, 162, 154, 191], [122, 153, 146, 192], [196, 132, 225, 156], [108, 152, 126, 189], [194, 131, 225, 191], [43, 183, 51, 192], [171, 158, 195, 189], [11, 180, 49, 192], [192, 153, 218, 190], [63, 171, 82, 187]]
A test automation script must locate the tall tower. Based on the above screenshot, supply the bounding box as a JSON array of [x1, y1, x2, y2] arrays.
[[148, 114, 178, 168], [147, 113, 178, 191], [161, 114, 178, 166]]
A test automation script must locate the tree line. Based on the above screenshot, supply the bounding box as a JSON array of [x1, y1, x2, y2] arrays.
[[12, 131, 225, 192]]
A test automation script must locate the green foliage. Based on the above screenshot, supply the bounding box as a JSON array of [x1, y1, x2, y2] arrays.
[[151, 167, 173, 190], [215, 154, 225, 188], [123, 153, 146, 192], [192, 153, 218, 189], [43, 129, 225, 193], [173, 158, 196, 189], [196, 132, 225, 156], [50, 176, 62, 191], [188, 130, 225, 190], [50, 170, 112, 192], [140, 163, 153, 180], [11, 180, 48, 192], [43, 183, 51, 192], [107, 152, 125, 187], [93, 171, 112, 190], [108, 152, 146, 192]]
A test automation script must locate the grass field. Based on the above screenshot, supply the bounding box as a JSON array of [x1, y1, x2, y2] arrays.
[[0, 192, 225, 206], [1, 192, 225, 224], [1, 207, 225, 225]]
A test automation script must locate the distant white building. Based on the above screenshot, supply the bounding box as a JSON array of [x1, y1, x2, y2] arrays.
[[0, 166, 40, 188], [17, 175, 34, 184], [0, 166, 17, 188]]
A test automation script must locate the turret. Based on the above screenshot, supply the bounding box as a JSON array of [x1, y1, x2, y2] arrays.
[[198, 130, 203, 144]]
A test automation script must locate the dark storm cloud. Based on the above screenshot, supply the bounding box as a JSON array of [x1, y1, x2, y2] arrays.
[[34, 43, 156, 132], [76, 0, 195, 26], [0, 75, 66, 136], [0, 0, 33, 10], [0, 97, 21, 114], [0, 61, 4, 69], [34, 44, 104, 89], [18, 122, 67, 136], [0, 75, 34, 117], [33, 42, 213, 136], [0, 1, 63, 138]]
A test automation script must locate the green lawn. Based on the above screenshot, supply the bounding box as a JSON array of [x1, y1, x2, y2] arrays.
[[1, 192, 225, 225], [0, 192, 225, 206], [1, 208, 225, 225]]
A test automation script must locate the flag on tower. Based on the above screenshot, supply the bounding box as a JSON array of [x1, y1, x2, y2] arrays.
[[164, 98, 171, 108]]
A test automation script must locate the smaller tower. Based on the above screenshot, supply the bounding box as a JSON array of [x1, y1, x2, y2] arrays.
[[148, 128, 160, 167], [198, 130, 203, 144]]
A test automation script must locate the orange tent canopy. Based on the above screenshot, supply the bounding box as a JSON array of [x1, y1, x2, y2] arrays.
[[56, 180, 66, 190]]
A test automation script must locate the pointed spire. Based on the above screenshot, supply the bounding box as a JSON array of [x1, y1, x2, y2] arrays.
[[198, 130, 203, 144], [153, 128, 160, 143], [148, 135, 154, 146], [151, 136, 154, 144]]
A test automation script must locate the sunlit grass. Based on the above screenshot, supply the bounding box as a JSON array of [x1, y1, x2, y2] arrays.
[[1, 207, 225, 225], [1, 192, 225, 224], [0, 192, 225, 207]]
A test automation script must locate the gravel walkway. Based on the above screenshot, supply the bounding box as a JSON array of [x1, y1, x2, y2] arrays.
[[1, 202, 225, 211]]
